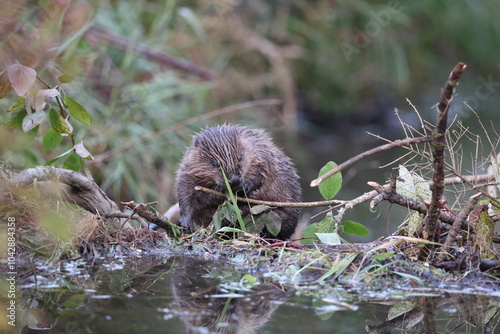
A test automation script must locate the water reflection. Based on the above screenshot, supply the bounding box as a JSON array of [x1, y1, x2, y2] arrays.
[[172, 257, 288, 333], [11, 254, 500, 333]]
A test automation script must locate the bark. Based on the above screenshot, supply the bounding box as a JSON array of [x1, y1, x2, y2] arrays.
[[4, 167, 130, 231]]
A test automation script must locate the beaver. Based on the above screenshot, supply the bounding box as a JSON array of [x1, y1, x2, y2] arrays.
[[176, 124, 301, 240]]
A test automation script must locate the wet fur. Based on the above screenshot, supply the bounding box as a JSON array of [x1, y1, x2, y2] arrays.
[[177, 125, 301, 240]]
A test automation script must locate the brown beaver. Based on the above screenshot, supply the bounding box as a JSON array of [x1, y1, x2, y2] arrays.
[[177, 124, 301, 240]]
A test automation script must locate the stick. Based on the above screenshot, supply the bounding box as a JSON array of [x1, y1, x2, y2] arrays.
[[424, 62, 467, 241], [310, 136, 431, 187], [437, 193, 481, 262], [194, 186, 344, 208]]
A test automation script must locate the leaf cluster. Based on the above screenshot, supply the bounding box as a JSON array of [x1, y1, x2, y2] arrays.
[[3, 62, 93, 171]]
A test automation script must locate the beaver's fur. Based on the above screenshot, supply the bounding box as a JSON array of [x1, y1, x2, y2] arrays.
[[176, 125, 301, 240]]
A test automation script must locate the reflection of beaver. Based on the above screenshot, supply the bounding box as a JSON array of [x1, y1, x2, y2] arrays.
[[177, 124, 301, 240], [172, 257, 288, 333]]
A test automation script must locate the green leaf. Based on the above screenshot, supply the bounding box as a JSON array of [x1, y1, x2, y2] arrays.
[[300, 223, 320, 244], [317, 252, 359, 282], [64, 96, 92, 126], [8, 97, 25, 112], [63, 152, 82, 171], [318, 161, 342, 200], [58, 74, 74, 83], [213, 200, 243, 232], [216, 227, 243, 233], [6, 108, 27, 129], [26, 125, 39, 138], [221, 169, 245, 231], [318, 212, 336, 233], [243, 214, 266, 235], [264, 211, 282, 237], [250, 205, 271, 215], [45, 156, 63, 166], [62, 294, 86, 308], [42, 128, 63, 151], [372, 252, 394, 263], [213, 203, 231, 230], [339, 221, 370, 237], [49, 108, 71, 135], [240, 274, 257, 289], [316, 232, 341, 245]]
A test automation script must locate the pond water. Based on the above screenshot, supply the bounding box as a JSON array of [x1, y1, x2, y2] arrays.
[[10, 252, 500, 334]]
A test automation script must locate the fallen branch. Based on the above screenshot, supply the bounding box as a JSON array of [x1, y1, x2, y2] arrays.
[[4, 167, 131, 231]]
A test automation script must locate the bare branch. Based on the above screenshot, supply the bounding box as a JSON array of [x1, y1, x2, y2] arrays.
[[438, 193, 481, 262], [424, 62, 467, 241], [194, 186, 344, 208], [310, 136, 431, 187], [122, 201, 173, 231]]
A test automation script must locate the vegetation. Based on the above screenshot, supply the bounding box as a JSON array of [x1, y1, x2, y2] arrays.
[[1, 0, 500, 305]]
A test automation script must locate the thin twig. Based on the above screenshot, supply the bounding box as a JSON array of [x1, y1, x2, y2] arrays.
[[194, 186, 344, 208], [448, 167, 500, 206], [310, 136, 431, 187]]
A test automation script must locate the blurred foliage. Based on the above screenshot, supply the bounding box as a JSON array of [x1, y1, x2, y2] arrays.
[[1, 0, 499, 211]]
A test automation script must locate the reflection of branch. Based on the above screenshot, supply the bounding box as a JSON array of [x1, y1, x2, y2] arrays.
[[310, 136, 431, 187], [84, 26, 217, 80]]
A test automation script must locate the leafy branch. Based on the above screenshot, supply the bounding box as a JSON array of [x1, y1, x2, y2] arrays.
[[3, 61, 94, 171]]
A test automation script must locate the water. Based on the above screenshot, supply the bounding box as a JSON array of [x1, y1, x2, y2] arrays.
[[9, 253, 500, 333]]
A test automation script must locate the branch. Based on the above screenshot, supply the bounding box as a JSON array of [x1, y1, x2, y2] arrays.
[[368, 181, 434, 217], [424, 62, 467, 241], [194, 186, 344, 208], [122, 201, 174, 231], [85, 26, 217, 80], [6, 167, 130, 231], [437, 193, 481, 262], [310, 136, 431, 187]]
